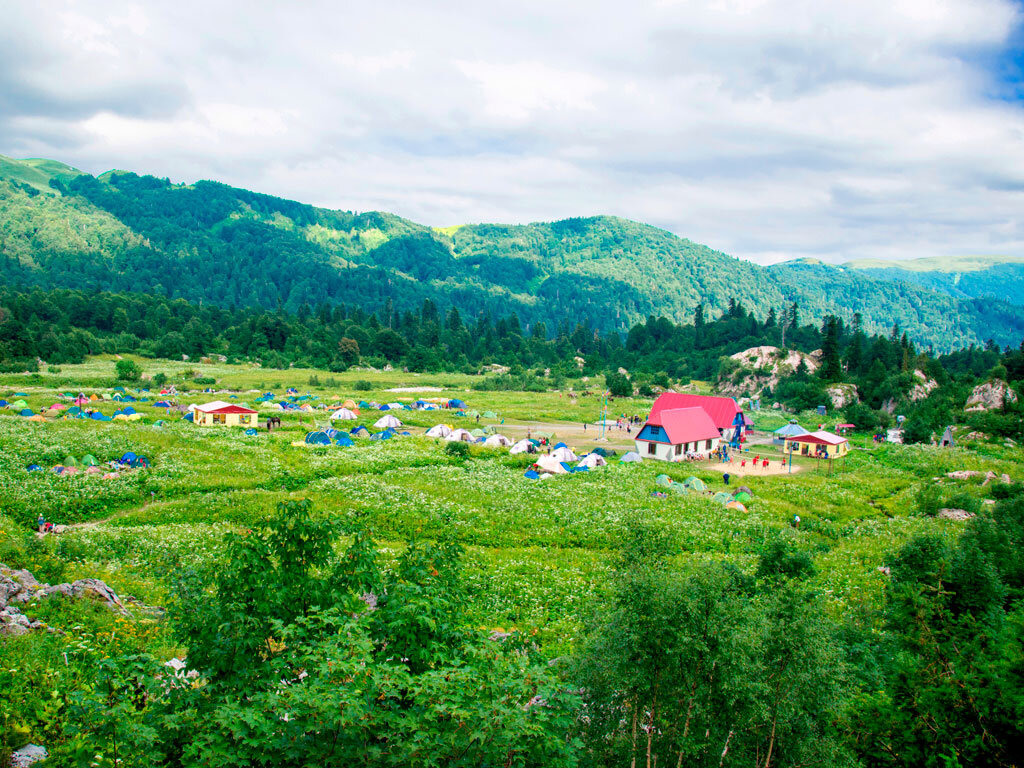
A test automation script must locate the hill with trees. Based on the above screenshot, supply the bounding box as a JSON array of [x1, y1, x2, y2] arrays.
[[1, 155, 1023, 350]]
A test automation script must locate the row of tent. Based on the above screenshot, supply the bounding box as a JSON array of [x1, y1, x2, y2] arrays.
[[303, 425, 413, 446], [653, 474, 753, 511], [27, 451, 151, 475]]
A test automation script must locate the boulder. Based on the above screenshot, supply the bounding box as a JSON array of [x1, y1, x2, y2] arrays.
[[0, 564, 128, 617], [10, 744, 48, 767], [721, 346, 820, 397], [965, 380, 1018, 412], [0, 606, 42, 636], [825, 383, 859, 409], [908, 370, 939, 402], [938, 508, 975, 521]]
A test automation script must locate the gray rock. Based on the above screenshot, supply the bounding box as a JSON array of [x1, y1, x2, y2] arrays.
[[10, 743, 48, 767], [938, 508, 975, 521]]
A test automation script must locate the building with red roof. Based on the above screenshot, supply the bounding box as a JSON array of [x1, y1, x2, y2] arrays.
[[648, 392, 745, 434], [634, 407, 722, 461], [782, 430, 849, 458], [193, 400, 258, 427]]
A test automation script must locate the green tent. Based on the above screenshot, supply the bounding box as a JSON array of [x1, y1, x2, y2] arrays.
[[655, 474, 672, 486], [535, 431, 553, 439], [81, 454, 98, 466], [712, 492, 732, 505], [668, 483, 689, 494], [684, 476, 707, 492], [470, 428, 486, 438], [732, 490, 752, 503], [11, 399, 27, 410], [466, 410, 481, 418], [482, 410, 498, 419], [62, 455, 78, 467]]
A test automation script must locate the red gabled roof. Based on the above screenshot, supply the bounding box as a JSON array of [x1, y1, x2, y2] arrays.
[[204, 404, 258, 415], [649, 393, 741, 430], [787, 430, 847, 446], [646, 407, 720, 444]]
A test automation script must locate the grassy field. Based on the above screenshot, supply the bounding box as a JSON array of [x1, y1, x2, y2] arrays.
[[1, 355, 1019, 757]]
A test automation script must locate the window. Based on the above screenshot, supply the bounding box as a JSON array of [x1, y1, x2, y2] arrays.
[[213, 413, 226, 424], [647, 442, 656, 455], [675, 443, 682, 455], [650, 425, 660, 436], [706, 439, 712, 449]]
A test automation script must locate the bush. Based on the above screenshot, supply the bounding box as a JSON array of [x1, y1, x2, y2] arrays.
[[444, 442, 470, 458], [194, 377, 216, 386], [115, 359, 142, 381], [353, 380, 373, 391], [605, 372, 632, 398]]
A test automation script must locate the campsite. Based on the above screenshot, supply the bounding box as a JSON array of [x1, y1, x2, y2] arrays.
[[1, 355, 1023, 765]]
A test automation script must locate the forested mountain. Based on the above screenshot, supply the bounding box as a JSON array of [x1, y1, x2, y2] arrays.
[[2, 155, 1023, 350], [845, 254, 1024, 308]]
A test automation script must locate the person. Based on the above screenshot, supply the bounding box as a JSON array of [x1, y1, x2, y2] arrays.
[[37, 514, 46, 533], [793, 514, 801, 530], [583, 422, 587, 431], [476, 414, 480, 424], [723, 472, 730, 486]]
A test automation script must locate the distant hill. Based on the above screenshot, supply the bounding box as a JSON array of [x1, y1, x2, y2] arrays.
[[843, 254, 1024, 309], [1, 154, 1022, 350]]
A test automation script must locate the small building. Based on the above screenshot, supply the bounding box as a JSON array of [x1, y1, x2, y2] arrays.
[[939, 426, 955, 448], [635, 407, 721, 462], [193, 400, 258, 427], [773, 420, 809, 446], [783, 430, 849, 458]]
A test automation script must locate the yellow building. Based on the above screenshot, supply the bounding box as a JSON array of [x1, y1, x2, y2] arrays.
[[783, 430, 849, 458], [193, 400, 258, 427]]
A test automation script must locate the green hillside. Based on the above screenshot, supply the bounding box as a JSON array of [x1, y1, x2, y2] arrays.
[[842, 255, 1024, 308], [1, 155, 1022, 349]]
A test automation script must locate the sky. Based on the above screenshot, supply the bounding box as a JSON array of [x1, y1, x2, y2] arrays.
[[2, 0, 1024, 264]]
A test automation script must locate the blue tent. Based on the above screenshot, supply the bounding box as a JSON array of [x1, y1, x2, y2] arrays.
[[450, 399, 467, 409], [352, 425, 369, 435], [524, 470, 540, 479], [26, 464, 42, 472], [13, 392, 27, 397], [122, 395, 136, 402], [369, 431, 392, 441], [113, 387, 126, 393], [553, 442, 568, 450], [229, 395, 238, 399], [560, 462, 573, 472], [244, 428, 257, 436], [305, 431, 331, 445], [182, 412, 194, 422], [18, 408, 34, 417], [154, 400, 171, 407], [91, 412, 111, 421], [0, 400, 7, 407], [335, 435, 354, 447], [573, 466, 590, 473], [379, 404, 391, 410], [121, 406, 137, 415], [120, 452, 138, 464], [399, 431, 411, 436]]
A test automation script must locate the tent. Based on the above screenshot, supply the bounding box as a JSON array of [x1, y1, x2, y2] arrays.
[[154, 400, 172, 408], [619, 451, 643, 463], [374, 414, 402, 429], [18, 408, 34, 417], [426, 424, 453, 438], [449, 399, 467, 409], [553, 441, 568, 450], [0, 400, 6, 407], [11, 399, 28, 409], [85, 466, 104, 475], [483, 434, 512, 448], [63, 455, 79, 467], [577, 453, 607, 468], [655, 474, 672, 486], [668, 483, 689, 494], [81, 454, 98, 466], [535, 455, 569, 474], [469, 428, 486, 438], [305, 431, 332, 445], [592, 447, 609, 457], [370, 430, 393, 441], [465, 410, 481, 418], [352, 425, 369, 435], [523, 470, 541, 480], [244, 428, 257, 436], [534, 430, 553, 440], [446, 428, 473, 442], [28, 415, 45, 422], [712, 492, 732, 505], [335, 434, 354, 447], [26, 464, 42, 472], [342, 399, 358, 409], [91, 412, 112, 421], [684, 476, 707, 492], [510, 439, 535, 455], [181, 412, 193, 422], [48, 403, 65, 411], [551, 446, 578, 462], [120, 452, 137, 464], [330, 408, 358, 421], [725, 501, 748, 513], [482, 411, 497, 419], [773, 420, 809, 445]]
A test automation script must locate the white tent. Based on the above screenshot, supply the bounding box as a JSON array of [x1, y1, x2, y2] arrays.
[[620, 451, 643, 463], [484, 434, 512, 448], [330, 408, 358, 421], [577, 453, 607, 468], [535, 455, 569, 474], [374, 414, 403, 429], [509, 439, 534, 455], [551, 446, 578, 463], [426, 424, 453, 438], [386, 402, 405, 410], [445, 428, 474, 442]]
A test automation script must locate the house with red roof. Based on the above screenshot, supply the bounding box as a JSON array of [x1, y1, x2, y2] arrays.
[[193, 400, 258, 428], [782, 430, 849, 458], [634, 407, 722, 461], [648, 393, 745, 435]]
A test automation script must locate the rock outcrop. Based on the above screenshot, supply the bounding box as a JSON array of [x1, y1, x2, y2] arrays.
[[965, 380, 1018, 412], [938, 508, 975, 521], [908, 370, 939, 402], [720, 346, 820, 397], [825, 383, 859, 409], [0, 564, 128, 636]]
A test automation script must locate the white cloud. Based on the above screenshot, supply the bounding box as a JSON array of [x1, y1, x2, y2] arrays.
[[1, 0, 1023, 263]]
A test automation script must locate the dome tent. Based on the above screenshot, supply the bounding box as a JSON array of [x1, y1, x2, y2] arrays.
[[426, 424, 453, 438], [374, 414, 402, 429], [330, 408, 358, 421]]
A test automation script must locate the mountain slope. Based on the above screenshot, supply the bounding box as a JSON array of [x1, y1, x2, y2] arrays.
[[842, 255, 1024, 308], [0, 156, 1022, 350]]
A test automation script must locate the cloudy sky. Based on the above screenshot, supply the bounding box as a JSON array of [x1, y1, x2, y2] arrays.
[[2, 0, 1023, 263]]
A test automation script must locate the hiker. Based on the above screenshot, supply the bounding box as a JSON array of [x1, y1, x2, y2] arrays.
[[583, 422, 587, 431], [723, 472, 730, 486], [793, 514, 801, 530], [476, 414, 480, 424], [37, 514, 46, 533]]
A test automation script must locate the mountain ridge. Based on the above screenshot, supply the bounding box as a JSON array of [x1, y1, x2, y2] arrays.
[[1, 155, 1022, 350]]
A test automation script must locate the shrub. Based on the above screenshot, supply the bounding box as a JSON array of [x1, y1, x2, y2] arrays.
[[353, 379, 373, 391], [115, 359, 142, 381], [444, 441, 469, 458]]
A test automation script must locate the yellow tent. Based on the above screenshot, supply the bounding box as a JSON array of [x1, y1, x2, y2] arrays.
[[28, 414, 46, 422], [113, 414, 129, 421], [343, 399, 357, 409]]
